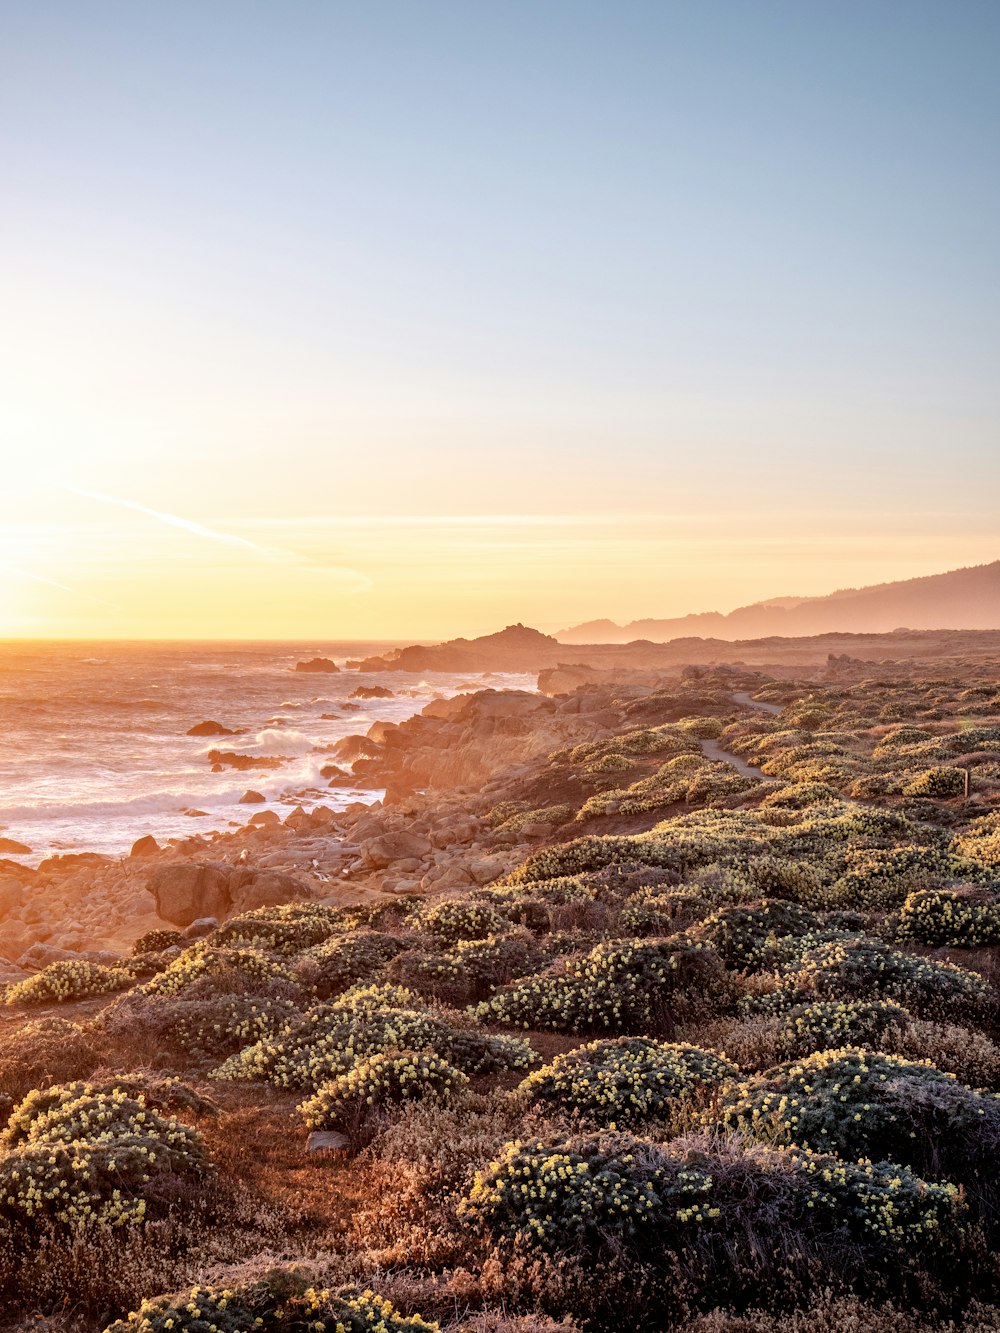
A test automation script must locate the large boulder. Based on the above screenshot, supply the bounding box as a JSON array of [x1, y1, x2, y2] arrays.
[[147, 863, 234, 927], [148, 862, 311, 926], [295, 657, 339, 673], [359, 830, 433, 870], [228, 868, 308, 914]]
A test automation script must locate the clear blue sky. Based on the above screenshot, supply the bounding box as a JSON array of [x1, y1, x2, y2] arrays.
[[1, 2, 998, 635]]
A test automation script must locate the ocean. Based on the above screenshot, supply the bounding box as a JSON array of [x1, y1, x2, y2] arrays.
[[0, 642, 533, 864]]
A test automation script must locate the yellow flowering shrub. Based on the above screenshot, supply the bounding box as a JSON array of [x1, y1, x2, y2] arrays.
[[5, 959, 132, 1006], [104, 1277, 439, 1332], [299, 1048, 468, 1133], [895, 889, 1000, 947], [518, 1037, 738, 1127], [475, 939, 727, 1034], [0, 1081, 210, 1230], [716, 1046, 1000, 1188]]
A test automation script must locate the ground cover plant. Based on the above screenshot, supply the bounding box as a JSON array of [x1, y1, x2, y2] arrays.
[[4, 663, 1000, 1330]]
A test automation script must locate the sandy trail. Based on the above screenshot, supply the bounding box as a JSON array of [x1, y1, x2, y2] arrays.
[[696, 690, 782, 782]]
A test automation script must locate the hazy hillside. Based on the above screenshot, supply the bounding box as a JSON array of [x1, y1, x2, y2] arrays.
[[559, 561, 1000, 643]]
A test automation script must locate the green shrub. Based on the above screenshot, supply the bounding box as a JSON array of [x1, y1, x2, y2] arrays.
[[896, 889, 1000, 947], [139, 945, 297, 998], [210, 902, 343, 954], [132, 929, 183, 955], [104, 1279, 439, 1333], [902, 768, 967, 799], [789, 935, 994, 1021], [212, 989, 534, 1091], [300, 930, 407, 997], [460, 1131, 961, 1268], [717, 1047, 1000, 1189], [5, 959, 131, 1006], [953, 812, 1000, 870], [299, 1048, 468, 1133], [518, 1037, 737, 1127], [419, 899, 511, 945], [475, 939, 727, 1035], [0, 1081, 210, 1229], [686, 901, 822, 972]]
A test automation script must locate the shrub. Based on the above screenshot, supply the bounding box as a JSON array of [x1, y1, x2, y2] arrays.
[[104, 1279, 440, 1333], [686, 901, 822, 972], [212, 992, 534, 1091], [475, 939, 728, 1035], [895, 889, 1000, 946], [953, 812, 1000, 870], [301, 930, 407, 997], [5, 959, 131, 1006], [210, 902, 343, 954], [299, 1049, 469, 1134], [902, 768, 967, 799], [518, 1037, 737, 1127], [419, 900, 511, 945], [717, 1047, 1000, 1190], [460, 1131, 962, 1281], [0, 1017, 99, 1103], [139, 945, 297, 998], [0, 1081, 210, 1229], [98, 989, 298, 1059], [132, 929, 183, 955], [789, 935, 995, 1021]]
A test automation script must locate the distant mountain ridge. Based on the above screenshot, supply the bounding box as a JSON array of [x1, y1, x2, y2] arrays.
[[557, 561, 1000, 644]]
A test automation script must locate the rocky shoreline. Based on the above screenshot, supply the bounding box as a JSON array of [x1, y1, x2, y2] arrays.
[[4, 623, 999, 986]]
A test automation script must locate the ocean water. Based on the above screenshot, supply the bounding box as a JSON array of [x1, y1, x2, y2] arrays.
[[0, 642, 534, 863]]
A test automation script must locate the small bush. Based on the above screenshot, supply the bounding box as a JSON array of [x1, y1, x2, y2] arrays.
[[5, 960, 131, 1006], [895, 889, 1000, 947], [518, 1037, 737, 1127], [299, 1049, 469, 1134]]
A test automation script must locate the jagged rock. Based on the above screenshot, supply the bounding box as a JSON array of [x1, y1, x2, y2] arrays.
[[149, 862, 311, 926], [295, 658, 339, 673]]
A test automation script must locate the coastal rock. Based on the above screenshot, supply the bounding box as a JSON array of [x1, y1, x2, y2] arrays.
[[239, 790, 267, 804], [149, 864, 234, 926], [359, 830, 432, 869], [248, 810, 281, 827], [295, 658, 339, 673], [210, 751, 286, 771], [182, 917, 219, 940], [0, 838, 31, 855], [0, 876, 25, 919], [16, 942, 120, 971], [229, 868, 309, 913], [350, 686, 394, 700], [186, 720, 238, 736], [149, 862, 311, 926], [130, 835, 160, 858]]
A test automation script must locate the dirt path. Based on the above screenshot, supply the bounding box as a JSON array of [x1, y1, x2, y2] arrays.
[[696, 690, 782, 782], [730, 689, 783, 716]]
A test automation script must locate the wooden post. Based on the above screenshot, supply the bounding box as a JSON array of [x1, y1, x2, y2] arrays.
[[964, 767, 971, 802]]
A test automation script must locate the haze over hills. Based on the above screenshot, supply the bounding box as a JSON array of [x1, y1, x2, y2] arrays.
[[557, 561, 1000, 644]]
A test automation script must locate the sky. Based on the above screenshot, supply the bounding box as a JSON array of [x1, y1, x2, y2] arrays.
[[1, 1, 998, 639]]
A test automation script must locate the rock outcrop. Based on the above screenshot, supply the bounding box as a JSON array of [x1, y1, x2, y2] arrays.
[[148, 863, 310, 927], [295, 658, 339, 673]]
